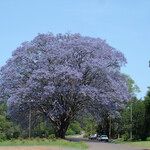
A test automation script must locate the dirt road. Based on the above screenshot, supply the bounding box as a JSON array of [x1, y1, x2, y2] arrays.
[[67, 137, 145, 150], [0, 144, 145, 150], [88, 142, 142, 150]]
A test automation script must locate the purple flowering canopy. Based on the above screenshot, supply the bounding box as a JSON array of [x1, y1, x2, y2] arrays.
[[0, 33, 130, 138]]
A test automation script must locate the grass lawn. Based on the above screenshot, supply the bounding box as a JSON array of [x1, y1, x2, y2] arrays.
[[0, 138, 88, 150], [126, 141, 150, 148], [114, 139, 150, 148]]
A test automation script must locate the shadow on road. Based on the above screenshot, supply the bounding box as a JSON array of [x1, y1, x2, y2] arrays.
[[66, 137, 107, 143]]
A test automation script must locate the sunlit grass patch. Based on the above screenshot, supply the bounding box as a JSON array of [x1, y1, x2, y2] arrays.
[[0, 138, 88, 149], [127, 141, 150, 148]]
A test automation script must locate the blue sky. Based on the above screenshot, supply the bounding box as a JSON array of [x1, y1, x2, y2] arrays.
[[0, 0, 150, 98]]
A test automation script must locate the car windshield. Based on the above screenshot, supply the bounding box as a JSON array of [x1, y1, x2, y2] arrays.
[[101, 135, 107, 137]]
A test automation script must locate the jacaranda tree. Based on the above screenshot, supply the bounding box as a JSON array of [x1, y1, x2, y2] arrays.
[[0, 33, 130, 138]]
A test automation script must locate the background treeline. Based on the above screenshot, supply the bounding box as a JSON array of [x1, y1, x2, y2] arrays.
[[0, 102, 82, 140], [83, 88, 150, 141], [115, 87, 150, 141], [0, 88, 150, 141]]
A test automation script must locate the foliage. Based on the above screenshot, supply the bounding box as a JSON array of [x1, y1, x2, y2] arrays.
[[120, 98, 145, 140], [66, 121, 82, 135], [114, 87, 150, 141], [144, 87, 150, 138], [132, 99, 145, 140], [0, 103, 20, 141], [0, 33, 130, 138], [123, 75, 140, 96], [66, 128, 75, 135], [103, 76, 146, 141], [146, 137, 150, 141], [81, 116, 97, 137], [32, 121, 55, 138], [48, 134, 56, 139]]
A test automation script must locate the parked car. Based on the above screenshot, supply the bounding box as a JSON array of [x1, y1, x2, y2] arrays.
[[89, 134, 97, 140], [97, 135, 109, 142]]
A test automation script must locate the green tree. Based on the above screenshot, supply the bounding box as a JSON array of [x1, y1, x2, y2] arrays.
[[123, 74, 140, 95], [0, 102, 20, 140], [120, 98, 145, 140], [81, 116, 97, 137], [144, 87, 150, 138], [33, 121, 55, 138], [66, 121, 82, 135]]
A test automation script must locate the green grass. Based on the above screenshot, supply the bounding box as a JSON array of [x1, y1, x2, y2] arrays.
[[0, 138, 88, 149], [126, 141, 150, 148], [113, 139, 150, 148]]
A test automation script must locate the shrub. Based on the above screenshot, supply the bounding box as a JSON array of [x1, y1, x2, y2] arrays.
[[122, 132, 130, 141], [83, 132, 90, 138], [66, 128, 75, 135], [67, 121, 81, 135], [48, 134, 56, 140], [146, 137, 150, 141], [0, 132, 6, 141]]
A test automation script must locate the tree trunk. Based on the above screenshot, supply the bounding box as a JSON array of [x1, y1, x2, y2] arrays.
[[54, 119, 70, 139]]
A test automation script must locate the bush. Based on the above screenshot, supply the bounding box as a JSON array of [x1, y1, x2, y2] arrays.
[[146, 137, 150, 141], [66, 129, 75, 135], [66, 121, 81, 135], [0, 132, 6, 141], [83, 132, 90, 138], [48, 134, 56, 140], [122, 132, 130, 141], [33, 122, 54, 138], [0, 102, 21, 140]]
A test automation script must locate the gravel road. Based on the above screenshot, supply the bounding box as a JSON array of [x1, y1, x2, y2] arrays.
[[88, 142, 143, 150], [0, 144, 146, 150], [67, 137, 146, 150]]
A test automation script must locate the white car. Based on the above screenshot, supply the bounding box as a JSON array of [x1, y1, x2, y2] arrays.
[[97, 135, 109, 142]]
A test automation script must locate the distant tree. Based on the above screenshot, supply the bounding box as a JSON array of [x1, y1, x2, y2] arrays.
[[123, 75, 140, 96], [0, 103, 20, 140], [144, 87, 150, 138], [132, 99, 145, 140], [120, 98, 145, 140], [66, 121, 81, 135], [0, 33, 130, 138], [96, 75, 139, 138], [95, 75, 140, 139], [32, 120, 54, 138], [114, 75, 141, 140]]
